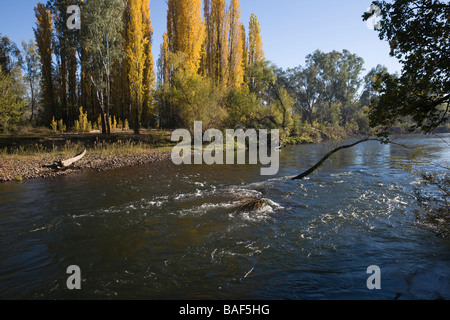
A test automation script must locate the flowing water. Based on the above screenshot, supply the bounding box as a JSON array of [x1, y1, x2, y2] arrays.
[[0, 134, 449, 300]]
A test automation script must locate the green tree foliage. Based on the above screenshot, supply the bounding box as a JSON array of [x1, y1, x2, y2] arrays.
[[360, 64, 389, 108], [238, 61, 294, 130], [286, 50, 367, 132], [0, 67, 25, 132], [162, 52, 227, 131], [0, 35, 26, 98], [261, 65, 294, 129], [225, 85, 259, 127], [0, 35, 27, 132], [82, 0, 125, 134], [287, 64, 321, 125], [337, 50, 365, 126], [363, 0, 450, 133], [307, 50, 363, 126], [0, 34, 23, 75]]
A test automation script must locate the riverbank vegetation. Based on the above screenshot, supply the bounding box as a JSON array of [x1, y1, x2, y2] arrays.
[[0, 0, 414, 141]]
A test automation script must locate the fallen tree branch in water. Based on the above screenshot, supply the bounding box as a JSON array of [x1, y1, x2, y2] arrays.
[[291, 137, 377, 180], [291, 136, 416, 180]]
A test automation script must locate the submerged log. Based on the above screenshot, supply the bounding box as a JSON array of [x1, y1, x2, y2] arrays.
[[53, 149, 87, 170], [237, 197, 269, 213]]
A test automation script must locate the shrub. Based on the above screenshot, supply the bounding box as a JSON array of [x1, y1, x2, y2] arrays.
[[51, 117, 58, 133], [78, 107, 89, 132], [57, 119, 66, 133], [74, 120, 80, 132]]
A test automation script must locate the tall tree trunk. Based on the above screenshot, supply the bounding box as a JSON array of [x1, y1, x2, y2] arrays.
[[308, 110, 313, 126], [134, 92, 140, 135], [106, 73, 111, 135], [30, 81, 35, 123], [60, 50, 67, 122], [95, 88, 107, 135]]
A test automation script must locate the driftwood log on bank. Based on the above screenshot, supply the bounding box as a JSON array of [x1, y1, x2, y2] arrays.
[[53, 149, 87, 170]]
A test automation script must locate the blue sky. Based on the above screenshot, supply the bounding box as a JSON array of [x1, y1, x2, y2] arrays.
[[0, 0, 402, 74]]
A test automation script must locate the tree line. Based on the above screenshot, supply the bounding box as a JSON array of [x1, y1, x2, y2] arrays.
[[1, 0, 447, 138]]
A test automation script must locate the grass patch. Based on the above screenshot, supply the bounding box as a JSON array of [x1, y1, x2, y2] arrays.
[[0, 130, 175, 162]]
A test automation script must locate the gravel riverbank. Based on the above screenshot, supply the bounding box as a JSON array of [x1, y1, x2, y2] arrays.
[[0, 150, 171, 183]]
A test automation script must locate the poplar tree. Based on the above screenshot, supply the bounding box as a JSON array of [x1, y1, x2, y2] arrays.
[[34, 2, 55, 123], [203, 0, 230, 86], [167, 0, 204, 74], [156, 32, 171, 128], [248, 13, 264, 66], [125, 0, 148, 134], [227, 0, 244, 88], [141, 0, 156, 129], [241, 23, 248, 74], [49, 0, 68, 120], [203, 0, 212, 77], [247, 13, 265, 93], [216, 0, 229, 85], [112, 3, 133, 124], [203, 0, 229, 86], [158, 32, 170, 87]]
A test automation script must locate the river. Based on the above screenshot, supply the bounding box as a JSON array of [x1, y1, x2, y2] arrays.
[[0, 134, 449, 300]]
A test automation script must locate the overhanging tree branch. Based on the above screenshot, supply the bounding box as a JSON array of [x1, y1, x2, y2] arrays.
[[291, 136, 415, 180], [292, 137, 377, 180]]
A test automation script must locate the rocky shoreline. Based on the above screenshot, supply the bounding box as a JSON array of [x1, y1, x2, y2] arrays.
[[0, 150, 171, 183]]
